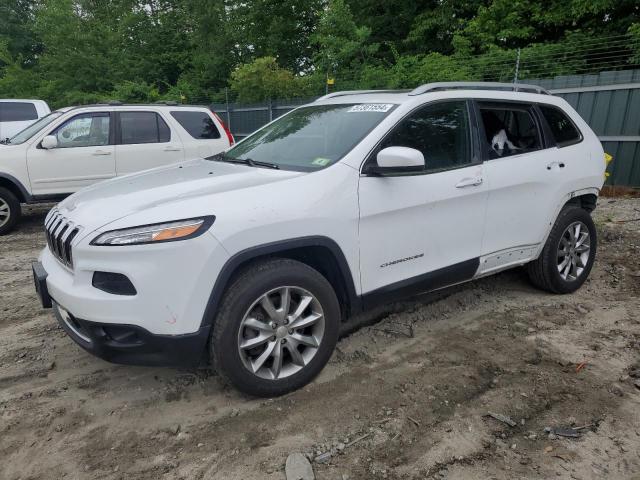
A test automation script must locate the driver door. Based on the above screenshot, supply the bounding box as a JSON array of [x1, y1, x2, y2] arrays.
[[26, 111, 116, 196], [358, 100, 488, 304]]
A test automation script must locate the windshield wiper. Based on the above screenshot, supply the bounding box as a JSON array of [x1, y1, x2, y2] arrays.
[[0, 138, 10, 145], [207, 153, 280, 170]]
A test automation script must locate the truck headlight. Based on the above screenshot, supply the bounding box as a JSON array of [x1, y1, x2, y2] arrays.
[[91, 217, 215, 246]]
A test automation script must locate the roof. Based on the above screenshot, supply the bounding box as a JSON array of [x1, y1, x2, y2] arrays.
[[314, 82, 553, 106], [52, 102, 212, 113], [0, 99, 49, 104]]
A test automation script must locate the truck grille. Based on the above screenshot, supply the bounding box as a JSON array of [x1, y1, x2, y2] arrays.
[[45, 209, 81, 268]]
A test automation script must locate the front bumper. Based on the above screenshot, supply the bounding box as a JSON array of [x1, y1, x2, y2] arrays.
[[33, 259, 211, 367], [52, 301, 210, 367]]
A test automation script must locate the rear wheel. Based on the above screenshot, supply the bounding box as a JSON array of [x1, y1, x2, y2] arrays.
[[527, 206, 597, 294], [0, 187, 21, 235], [210, 258, 340, 397]]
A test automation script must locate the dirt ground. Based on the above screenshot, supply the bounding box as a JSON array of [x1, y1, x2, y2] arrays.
[[1, 198, 639, 480]]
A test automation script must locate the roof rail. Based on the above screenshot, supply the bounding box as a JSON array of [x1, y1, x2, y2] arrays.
[[408, 82, 549, 96], [316, 89, 410, 102]]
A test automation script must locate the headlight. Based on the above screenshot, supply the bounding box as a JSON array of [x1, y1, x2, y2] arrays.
[[91, 217, 215, 246]]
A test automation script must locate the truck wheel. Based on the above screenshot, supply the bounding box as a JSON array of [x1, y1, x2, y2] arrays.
[[527, 206, 597, 294], [210, 258, 340, 397], [0, 187, 21, 235]]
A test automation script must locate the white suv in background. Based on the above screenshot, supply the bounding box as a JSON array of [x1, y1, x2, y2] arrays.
[[0, 103, 233, 233], [33, 83, 606, 397], [0, 99, 50, 140]]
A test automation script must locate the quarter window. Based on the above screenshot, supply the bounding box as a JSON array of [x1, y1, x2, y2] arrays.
[[53, 113, 110, 148], [378, 101, 472, 172], [170, 111, 221, 139], [0, 102, 38, 122], [539, 105, 582, 146], [119, 112, 171, 144], [478, 103, 542, 158]]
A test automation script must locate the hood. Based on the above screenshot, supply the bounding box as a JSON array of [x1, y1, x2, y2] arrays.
[[57, 158, 305, 229], [0, 142, 23, 150]]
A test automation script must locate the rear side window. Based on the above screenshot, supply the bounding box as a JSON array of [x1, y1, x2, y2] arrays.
[[170, 111, 221, 139], [119, 112, 171, 144], [0, 102, 38, 122], [539, 105, 582, 146], [478, 102, 542, 159]]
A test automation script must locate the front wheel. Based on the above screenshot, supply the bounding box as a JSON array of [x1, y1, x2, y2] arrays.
[[210, 258, 340, 397], [527, 206, 597, 294], [0, 187, 21, 235]]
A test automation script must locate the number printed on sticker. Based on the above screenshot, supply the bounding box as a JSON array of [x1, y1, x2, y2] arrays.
[[348, 104, 394, 113]]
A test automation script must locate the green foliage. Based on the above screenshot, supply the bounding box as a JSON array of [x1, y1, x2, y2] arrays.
[[230, 57, 313, 102], [312, 0, 377, 77], [0, 0, 638, 105]]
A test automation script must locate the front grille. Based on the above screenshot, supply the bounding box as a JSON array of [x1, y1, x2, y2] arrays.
[[44, 209, 81, 268]]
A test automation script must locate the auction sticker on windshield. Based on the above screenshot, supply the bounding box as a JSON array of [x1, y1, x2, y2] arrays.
[[348, 104, 394, 113]]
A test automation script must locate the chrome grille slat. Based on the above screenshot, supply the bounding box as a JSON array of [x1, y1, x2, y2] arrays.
[[44, 209, 82, 268]]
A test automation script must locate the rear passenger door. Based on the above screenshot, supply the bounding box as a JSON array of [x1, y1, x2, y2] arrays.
[[477, 101, 564, 272], [114, 111, 184, 175]]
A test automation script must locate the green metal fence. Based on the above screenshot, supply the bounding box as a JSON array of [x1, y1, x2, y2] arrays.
[[212, 70, 640, 187], [533, 70, 640, 187]]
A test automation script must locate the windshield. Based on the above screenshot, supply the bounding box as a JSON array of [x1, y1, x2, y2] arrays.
[[6, 111, 64, 145], [218, 103, 397, 171]]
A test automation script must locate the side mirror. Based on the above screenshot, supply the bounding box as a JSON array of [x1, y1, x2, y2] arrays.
[[41, 135, 58, 149], [366, 147, 425, 175]]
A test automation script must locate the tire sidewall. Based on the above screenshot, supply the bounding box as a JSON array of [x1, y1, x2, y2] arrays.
[[545, 207, 597, 294], [0, 187, 21, 235], [212, 260, 340, 397]]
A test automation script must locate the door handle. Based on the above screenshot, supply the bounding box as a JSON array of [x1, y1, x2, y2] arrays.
[[546, 161, 565, 170], [92, 150, 112, 156], [163, 146, 182, 152], [455, 177, 483, 188]]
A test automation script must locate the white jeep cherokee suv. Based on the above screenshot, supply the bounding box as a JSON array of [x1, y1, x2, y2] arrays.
[[0, 102, 233, 234], [33, 83, 606, 397]]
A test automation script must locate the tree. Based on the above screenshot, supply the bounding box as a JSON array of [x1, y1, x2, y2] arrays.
[[229, 57, 311, 102], [227, 0, 323, 73], [312, 0, 378, 84]]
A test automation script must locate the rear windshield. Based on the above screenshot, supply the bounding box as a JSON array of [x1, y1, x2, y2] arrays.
[[220, 103, 397, 171], [0, 102, 38, 122]]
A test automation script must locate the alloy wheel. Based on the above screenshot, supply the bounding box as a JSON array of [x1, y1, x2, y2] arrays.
[[557, 221, 591, 281], [0, 198, 10, 228], [237, 286, 325, 380]]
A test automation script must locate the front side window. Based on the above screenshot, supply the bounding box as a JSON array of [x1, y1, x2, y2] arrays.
[[539, 105, 582, 146], [377, 100, 472, 172], [119, 112, 171, 144], [0, 102, 38, 122], [479, 103, 541, 158], [220, 103, 397, 171], [53, 113, 110, 148], [171, 111, 221, 139]]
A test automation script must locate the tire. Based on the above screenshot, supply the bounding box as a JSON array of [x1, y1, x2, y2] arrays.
[[0, 187, 21, 235], [527, 206, 597, 294], [210, 258, 340, 397]]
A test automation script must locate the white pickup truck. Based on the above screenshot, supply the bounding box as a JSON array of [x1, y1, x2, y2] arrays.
[[0, 99, 50, 141]]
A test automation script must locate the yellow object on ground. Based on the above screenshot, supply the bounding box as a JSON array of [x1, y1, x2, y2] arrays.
[[604, 152, 613, 178]]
